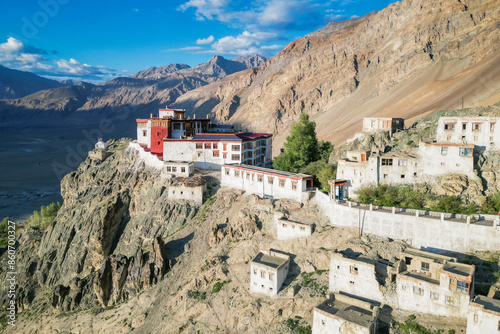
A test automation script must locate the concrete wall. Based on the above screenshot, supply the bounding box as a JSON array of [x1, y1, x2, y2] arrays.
[[221, 166, 311, 203], [168, 184, 204, 206], [312, 190, 500, 252], [249, 260, 289, 297], [396, 273, 470, 318], [362, 117, 404, 133], [276, 218, 313, 241], [436, 116, 500, 150], [329, 254, 387, 304], [467, 302, 500, 334], [163, 162, 193, 177], [418, 141, 474, 178], [137, 121, 151, 147], [312, 309, 371, 334]]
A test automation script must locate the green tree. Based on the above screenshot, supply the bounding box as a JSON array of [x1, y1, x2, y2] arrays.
[[481, 193, 500, 214], [274, 114, 331, 172], [300, 161, 337, 192]]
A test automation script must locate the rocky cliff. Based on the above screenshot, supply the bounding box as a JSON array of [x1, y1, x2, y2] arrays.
[[172, 0, 500, 152]]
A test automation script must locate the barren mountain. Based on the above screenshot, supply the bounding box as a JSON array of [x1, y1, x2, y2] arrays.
[[0, 55, 267, 120], [0, 65, 66, 99], [173, 0, 500, 152]]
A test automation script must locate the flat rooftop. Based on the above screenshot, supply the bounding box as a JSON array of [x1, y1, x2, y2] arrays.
[[400, 271, 440, 285], [404, 249, 454, 264], [315, 299, 375, 328], [472, 295, 500, 313], [442, 262, 474, 277], [224, 164, 313, 180], [252, 251, 289, 269]]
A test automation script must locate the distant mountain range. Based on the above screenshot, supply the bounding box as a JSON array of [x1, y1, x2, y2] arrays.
[[0, 65, 70, 99], [0, 54, 268, 120]]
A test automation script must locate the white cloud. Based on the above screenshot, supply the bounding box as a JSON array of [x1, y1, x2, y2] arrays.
[[178, 0, 231, 21], [0, 37, 24, 53], [196, 35, 214, 45], [210, 31, 278, 55]]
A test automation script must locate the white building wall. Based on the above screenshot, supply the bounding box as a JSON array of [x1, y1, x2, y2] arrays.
[[329, 254, 386, 303], [312, 190, 500, 252], [163, 141, 241, 170], [467, 304, 500, 334], [436, 116, 500, 150], [249, 262, 288, 297], [418, 142, 474, 178], [221, 166, 310, 203], [312, 311, 371, 334], [168, 184, 205, 206], [137, 120, 151, 147], [395, 274, 470, 318], [276, 219, 313, 241]]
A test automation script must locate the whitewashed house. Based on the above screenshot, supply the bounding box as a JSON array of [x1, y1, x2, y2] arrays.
[[436, 116, 499, 150], [312, 294, 380, 334], [221, 164, 314, 203], [276, 218, 313, 241], [467, 295, 500, 333], [362, 117, 405, 135], [250, 250, 290, 297]]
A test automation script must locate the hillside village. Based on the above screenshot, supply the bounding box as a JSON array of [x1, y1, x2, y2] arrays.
[[82, 105, 500, 333]]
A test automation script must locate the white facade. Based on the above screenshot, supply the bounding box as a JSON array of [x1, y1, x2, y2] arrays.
[[396, 250, 474, 318], [249, 250, 290, 297], [329, 253, 393, 304], [467, 296, 500, 334], [436, 116, 499, 150], [168, 182, 205, 206], [137, 120, 151, 147], [312, 294, 379, 334], [162, 161, 194, 177], [221, 164, 313, 203], [276, 218, 313, 241], [336, 140, 475, 198], [362, 117, 404, 134]]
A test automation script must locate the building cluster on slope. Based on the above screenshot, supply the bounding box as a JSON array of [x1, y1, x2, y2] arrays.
[[129, 107, 315, 205], [336, 115, 499, 199]]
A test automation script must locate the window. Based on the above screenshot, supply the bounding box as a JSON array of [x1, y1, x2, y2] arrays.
[[350, 281, 355, 284], [257, 174, 263, 182], [173, 123, 181, 130], [430, 292, 439, 300], [213, 150, 219, 157], [350, 266, 358, 275], [223, 143, 227, 151], [172, 167, 177, 172], [196, 143, 203, 149], [444, 123, 455, 130], [279, 179, 285, 187], [231, 154, 240, 161], [383, 120, 391, 128], [223, 153, 227, 159], [181, 167, 186, 173], [142, 130, 147, 136], [401, 174, 405, 179], [462, 123, 467, 131], [413, 286, 424, 295], [456, 280, 469, 293], [459, 148, 471, 156], [292, 181, 297, 190], [213, 143, 218, 149], [204, 142, 211, 149], [491, 123, 495, 131], [421, 262, 430, 271], [232, 145, 240, 151], [381, 158, 393, 166], [472, 123, 481, 131], [166, 166, 172, 172], [441, 147, 448, 155], [383, 174, 388, 179], [445, 296, 455, 305], [261, 271, 265, 278], [269, 273, 274, 281], [235, 170, 240, 178], [398, 159, 407, 166], [473, 314, 478, 322], [253, 269, 257, 275], [268, 177, 274, 184], [246, 173, 250, 180], [225, 168, 230, 176]]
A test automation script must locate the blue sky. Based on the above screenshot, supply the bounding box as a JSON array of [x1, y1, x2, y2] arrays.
[[0, 0, 396, 82]]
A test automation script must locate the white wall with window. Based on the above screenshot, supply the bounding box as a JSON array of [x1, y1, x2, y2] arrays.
[[467, 296, 500, 334], [249, 250, 290, 297], [436, 116, 499, 150]]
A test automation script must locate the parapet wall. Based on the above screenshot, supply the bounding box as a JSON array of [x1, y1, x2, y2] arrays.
[[312, 190, 500, 253]]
